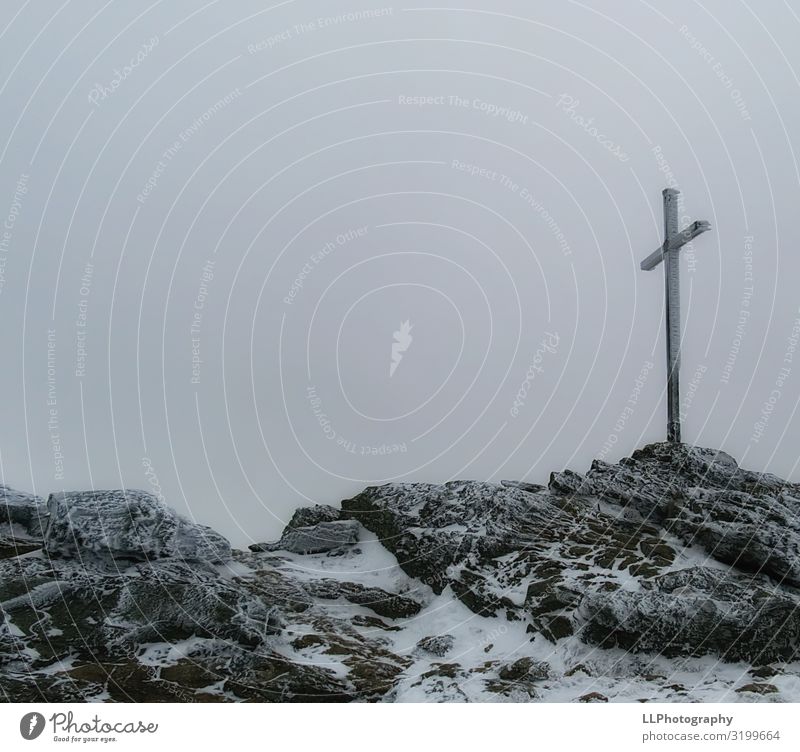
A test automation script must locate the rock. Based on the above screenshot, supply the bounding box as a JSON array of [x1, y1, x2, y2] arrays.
[[583, 442, 787, 522], [286, 504, 341, 528], [574, 443, 800, 591], [549, 469, 593, 496], [0, 486, 46, 539], [497, 657, 549, 682], [664, 488, 800, 587], [575, 444, 737, 522], [578, 566, 800, 663], [416, 634, 455, 657], [0, 549, 393, 702], [500, 480, 546, 494], [291, 634, 326, 650], [251, 520, 360, 555], [749, 665, 779, 679], [341, 475, 674, 632], [341, 483, 468, 593], [578, 691, 609, 702], [3, 440, 800, 702], [629, 443, 742, 487], [109, 565, 279, 648], [304, 578, 421, 619], [44, 489, 231, 564], [352, 614, 401, 632], [223, 652, 354, 702], [0, 616, 27, 667], [735, 683, 779, 695], [411, 662, 471, 701], [0, 536, 41, 560], [564, 664, 591, 677]]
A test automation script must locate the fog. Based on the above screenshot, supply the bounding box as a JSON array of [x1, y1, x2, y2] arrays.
[[1, 0, 799, 546]]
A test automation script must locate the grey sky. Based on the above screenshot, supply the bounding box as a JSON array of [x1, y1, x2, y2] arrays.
[[1, 0, 799, 545]]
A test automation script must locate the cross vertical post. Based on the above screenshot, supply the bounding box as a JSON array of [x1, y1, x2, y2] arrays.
[[663, 189, 681, 443], [639, 188, 711, 444]]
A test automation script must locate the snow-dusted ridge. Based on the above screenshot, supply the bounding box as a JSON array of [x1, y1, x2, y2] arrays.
[[1, 441, 799, 702]]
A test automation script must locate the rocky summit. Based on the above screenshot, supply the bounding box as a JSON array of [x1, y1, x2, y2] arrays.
[[2, 443, 800, 703]]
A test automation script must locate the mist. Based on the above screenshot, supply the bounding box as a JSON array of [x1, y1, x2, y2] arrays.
[[1, 0, 799, 547]]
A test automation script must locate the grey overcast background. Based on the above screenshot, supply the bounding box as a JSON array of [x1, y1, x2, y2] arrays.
[[1, 0, 799, 546]]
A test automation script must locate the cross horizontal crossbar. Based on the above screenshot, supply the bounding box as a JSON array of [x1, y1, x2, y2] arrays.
[[640, 220, 712, 271]]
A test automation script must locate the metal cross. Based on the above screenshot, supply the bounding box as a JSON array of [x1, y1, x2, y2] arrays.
[[640, 188, 711, 443]]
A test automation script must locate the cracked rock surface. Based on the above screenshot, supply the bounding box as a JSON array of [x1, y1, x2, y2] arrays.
[[2, 443, 799, 702]]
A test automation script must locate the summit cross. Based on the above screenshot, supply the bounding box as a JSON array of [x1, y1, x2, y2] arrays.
[[640, 188, 711, 444]]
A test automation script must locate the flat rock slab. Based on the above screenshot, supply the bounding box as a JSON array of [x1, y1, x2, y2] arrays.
[[251, 519, 360, 555], [304, 577, 421, 619], [0, 537, 41, 560]]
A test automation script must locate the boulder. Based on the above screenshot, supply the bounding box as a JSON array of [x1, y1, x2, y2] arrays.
[[578, 567, 800, 663], [304, 578, 421, 619], [250, 519, 360, 555], [110, 566, 278, 647], [735, 683, 778, 695], [581, 442, 793, 522], [286, 504, 341, 528], [497, 657, 550, 682], [44, 489, 231, 564], [0, 485, 47, 539], [663, 488, 800, 587], [548, 469, 593, 496], [416, 634, 455, 657], [578, 692, 608, 702]]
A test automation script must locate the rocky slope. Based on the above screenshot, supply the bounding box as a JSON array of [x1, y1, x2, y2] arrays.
[[2, 442, 800, 702]]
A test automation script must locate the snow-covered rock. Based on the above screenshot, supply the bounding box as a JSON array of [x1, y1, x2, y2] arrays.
[[0, 485, 47, 539], [578, 566, 800, 662], [303, 577, 421, 618], [251, 519, 360, 555], [664, 488, 800, 587], [338, 442, 800, 660], [285, 504, 341, 528], [416, 634, 455, 657], [44, 489, 231, 564], [3, 442, 800, 703]]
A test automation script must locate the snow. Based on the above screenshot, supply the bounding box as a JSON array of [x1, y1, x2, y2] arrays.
[[265, 523, 800, 703]]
